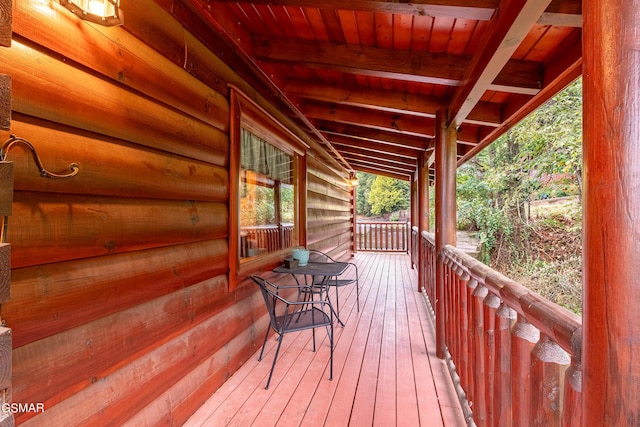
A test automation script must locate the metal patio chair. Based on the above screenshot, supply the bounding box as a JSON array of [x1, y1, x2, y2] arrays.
[[307, 249, 360, 321], [251, 275, 334, 389]]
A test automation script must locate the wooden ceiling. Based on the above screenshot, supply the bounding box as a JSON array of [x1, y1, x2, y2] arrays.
[[178, 0, 582, 181]]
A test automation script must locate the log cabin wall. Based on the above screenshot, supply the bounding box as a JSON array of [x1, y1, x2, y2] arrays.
[[306, 155, 354, 260], [0, 1, 353, 425]]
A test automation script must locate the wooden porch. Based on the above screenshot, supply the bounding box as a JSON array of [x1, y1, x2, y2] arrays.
[[185, 252, 466, 426]]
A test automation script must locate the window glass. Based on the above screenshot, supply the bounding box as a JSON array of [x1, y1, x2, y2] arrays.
[[239, 129, 296, 260]]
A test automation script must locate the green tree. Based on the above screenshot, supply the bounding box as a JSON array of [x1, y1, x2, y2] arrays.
[[367, 175, 410, 216], [355, 171, 375, 216]]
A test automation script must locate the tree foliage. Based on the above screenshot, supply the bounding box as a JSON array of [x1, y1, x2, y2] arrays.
[[457, 78, 583, 263], [367, 175, 410, 216]]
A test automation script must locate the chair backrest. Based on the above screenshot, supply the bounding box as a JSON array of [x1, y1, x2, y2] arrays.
[[308, 249, 334, 263], [250, 275, 280, 331]]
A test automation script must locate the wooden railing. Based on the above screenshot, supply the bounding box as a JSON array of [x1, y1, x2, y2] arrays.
[[356, 221, 409, 252], [414, 228, 582, 426], [240, 224, 294, 258]]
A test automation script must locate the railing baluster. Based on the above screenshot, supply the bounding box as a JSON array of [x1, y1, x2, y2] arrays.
[[531, 334, 570, 426], [472, 284, 489, 426], [511, 315, 540, 426], [482, 292, 500, 427], [494, 303, 516, 427]]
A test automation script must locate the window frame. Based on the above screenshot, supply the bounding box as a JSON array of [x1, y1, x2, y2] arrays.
[[229, 87, 307, 290]]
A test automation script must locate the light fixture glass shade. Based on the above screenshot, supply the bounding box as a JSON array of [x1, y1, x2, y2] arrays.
[[59, 0, 122, 26]]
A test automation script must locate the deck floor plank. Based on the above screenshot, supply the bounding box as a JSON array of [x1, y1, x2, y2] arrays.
[[185, 253, 466, 427]]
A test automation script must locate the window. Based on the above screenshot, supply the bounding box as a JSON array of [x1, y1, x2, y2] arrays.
[[229, 88, 307, 289], [240, 129, 295, 259]]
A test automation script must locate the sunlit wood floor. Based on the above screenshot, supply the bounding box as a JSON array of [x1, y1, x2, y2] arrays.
[[185, 252, 466, 426]]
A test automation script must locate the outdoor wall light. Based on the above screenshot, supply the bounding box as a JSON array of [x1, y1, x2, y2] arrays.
[[59, 0, 122, 26], [349, 172, 359, 187]]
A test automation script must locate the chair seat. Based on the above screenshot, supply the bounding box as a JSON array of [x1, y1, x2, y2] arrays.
[[314, 278, 356, 287], [275, 307, 332, 333]]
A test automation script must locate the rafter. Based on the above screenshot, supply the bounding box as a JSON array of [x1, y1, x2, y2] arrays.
[[303, 101, 482, 144], [318, 122, 432, 151], [253, 36, 542, 94], [448, 0, 554, 127], [285, 80, 502, 126], [213, 0, 498, 20]]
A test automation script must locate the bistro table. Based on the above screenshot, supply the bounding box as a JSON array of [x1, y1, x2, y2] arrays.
[[273, 261, 350, 326]]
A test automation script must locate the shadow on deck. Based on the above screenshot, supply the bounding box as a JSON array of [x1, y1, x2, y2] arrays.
[[185, 252, 466, 426]]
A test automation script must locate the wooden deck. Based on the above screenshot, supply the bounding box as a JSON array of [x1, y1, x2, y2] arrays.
[[185, 252, 466, 426]]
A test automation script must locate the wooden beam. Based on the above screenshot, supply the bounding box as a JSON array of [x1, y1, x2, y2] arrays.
[[318, 122, 432, 151], [253, 36, 543, 93], [345, 158, 416, 176], [448, 0, 553, 127], [332, 140, 420, 163], [285, 79, 502, 126], [303, 101, 483, 144], [348, 164, 412, 181], [213, 0, 499, 20]]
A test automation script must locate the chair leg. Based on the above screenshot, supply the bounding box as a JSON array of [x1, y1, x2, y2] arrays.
[[258, 326, 270, 361], [328, 323, 334, 380], [265, 332, 284, 390], [356, 279, 360, 312]]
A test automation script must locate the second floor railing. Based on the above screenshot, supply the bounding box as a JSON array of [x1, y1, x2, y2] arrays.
[[414, 228, 582, 426], [356, 221, 409, 252]]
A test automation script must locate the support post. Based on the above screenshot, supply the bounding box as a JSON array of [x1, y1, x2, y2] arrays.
[[583, 0, 640, 423], [435, 110, 457, 359], [417, 153, 429, 290]]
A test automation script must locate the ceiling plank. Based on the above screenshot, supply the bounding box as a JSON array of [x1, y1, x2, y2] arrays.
[[213, 0, 499, 20], [253, 36, 543, 93]]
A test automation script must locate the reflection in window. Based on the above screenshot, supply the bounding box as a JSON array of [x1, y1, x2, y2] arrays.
[[240, 129, 295, 259]]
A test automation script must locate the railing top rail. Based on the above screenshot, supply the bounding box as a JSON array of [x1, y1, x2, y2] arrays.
[[423, 231, 581, 357], [357, 220, 410, 225]]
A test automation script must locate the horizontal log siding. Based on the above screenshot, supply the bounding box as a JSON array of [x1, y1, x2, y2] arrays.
[[0, 1, 304, 425], [306, 156, 353, 260]]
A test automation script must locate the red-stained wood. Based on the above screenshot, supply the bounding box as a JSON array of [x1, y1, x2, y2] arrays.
[[4, 118, 229, 202], [471, 284, 488, 426], [186, 253, 465, 427], [19, 283, 266, 426], [8, 192, 228, 268], [12, 1, 229, 133], [3, 240, 228, 347], [435, 111, 458, 358], [494, 304, 516, 427], [511, 316, 540, 427], [582, 0, 640, 424], [0, 41, 228, 166], [482, 293, 500, 427], [530, 334, 570, 426]]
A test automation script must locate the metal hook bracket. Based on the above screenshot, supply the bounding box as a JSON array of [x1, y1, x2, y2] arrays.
[[1, 135, 79, 178]]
